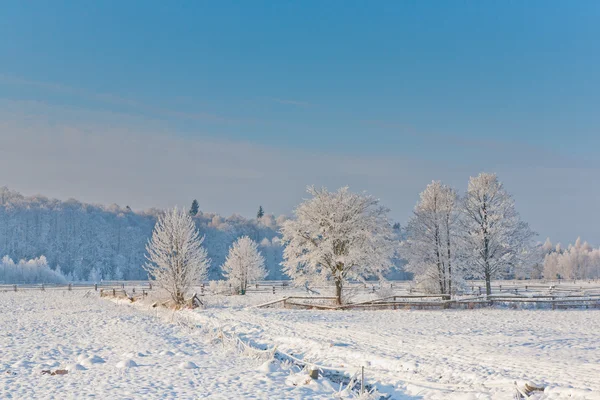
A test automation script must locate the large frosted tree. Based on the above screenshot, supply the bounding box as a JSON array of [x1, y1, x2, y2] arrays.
[[281, 186, 396, 305], [221, 236, 267, 295], [460, 173, 535, 295], [401, 181, 459, 295], [144, 207, 210, 305]]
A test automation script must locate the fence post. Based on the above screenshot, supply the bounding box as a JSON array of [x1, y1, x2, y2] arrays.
[[113, 288, 116, 296], [272, 286, 275, 295], [94, 283, 98, 291], [68, 283, 72, 291], [121, 283, 125, 289], [13, 284, 17, 292], [361, 366, 365, 395], [41, 284, 45, 291], [149, 282, 152, 290]]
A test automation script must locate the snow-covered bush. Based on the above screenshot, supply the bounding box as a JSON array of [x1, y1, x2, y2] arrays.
[[208, 280, 234, 294], [221, 236, 267, 295], [0, 255, 66, 284]]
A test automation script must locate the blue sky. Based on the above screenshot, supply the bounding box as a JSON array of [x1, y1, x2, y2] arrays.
[[1, 1, 599, 244]]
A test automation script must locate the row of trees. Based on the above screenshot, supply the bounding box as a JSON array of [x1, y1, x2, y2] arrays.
[[148, 174, 537, 305], [542, 237, 600, 280], [144, 208, 267, 304], [401, 173, 536, 295], [0, 255, 66, 284]]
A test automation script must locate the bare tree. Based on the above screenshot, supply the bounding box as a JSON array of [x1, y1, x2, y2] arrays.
[[401, 181, 459, 295], [460, 173, 535, 295], [222, 236, 266, 295], [144, 207, 210, 305], [281, 186, 396, 305]]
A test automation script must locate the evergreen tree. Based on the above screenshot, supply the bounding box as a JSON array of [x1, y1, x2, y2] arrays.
[[257, 205, 264, 219], [189, 199, 199, 216]]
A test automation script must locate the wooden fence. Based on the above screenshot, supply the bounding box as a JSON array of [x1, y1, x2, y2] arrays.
[[256, 293, 600, 311]]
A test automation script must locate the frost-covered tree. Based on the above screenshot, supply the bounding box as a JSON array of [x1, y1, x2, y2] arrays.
[[401, 181, 459, 295], [459, 173, 535, 295], [189, 199, 199, 216], [543, 237, 600, 280], [144, 207, 210, 305], [221, 236, 266, 294], [88, 267, 102, 283], [281, 186, 396, 305], [0, 255, 66, 284], [257, 206, 264, 219], [0, 187, 288, 281]]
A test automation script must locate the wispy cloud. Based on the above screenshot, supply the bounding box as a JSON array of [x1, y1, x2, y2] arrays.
[[0, 74, 249, 125], [1, 99, 599, 244], [361, 119, 589, 168]]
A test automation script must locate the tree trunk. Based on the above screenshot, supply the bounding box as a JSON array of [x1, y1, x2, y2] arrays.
[[446, 215, 452, 297], [485, 268, 492, 296], [335, 279, 342, 305], [175, 290, 185, 305]]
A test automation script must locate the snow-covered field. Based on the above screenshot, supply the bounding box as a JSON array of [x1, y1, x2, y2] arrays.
[[2, 290, 600, 399], [0, 292, 338, 399], [194, 299, 600, 399]]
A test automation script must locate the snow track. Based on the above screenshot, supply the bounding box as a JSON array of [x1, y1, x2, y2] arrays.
[[194, 307, 600, 399], [0, 292, 338, 399]]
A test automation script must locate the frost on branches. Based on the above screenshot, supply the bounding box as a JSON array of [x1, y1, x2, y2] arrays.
[[460, 173, 535, 295], [144, 207, 211, 305], [281, 186, 396, 305], [221, 236, 267, 295], [401, 181, 459, 295], [543, 237, 600, 280]]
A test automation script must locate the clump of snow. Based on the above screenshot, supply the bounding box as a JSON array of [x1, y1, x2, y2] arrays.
[[65, 363, 87, 371], [116, 359, 138, 369], [178, 361, 198, 370], [258, 359, 281, 374], [78, 354, 105, 367]]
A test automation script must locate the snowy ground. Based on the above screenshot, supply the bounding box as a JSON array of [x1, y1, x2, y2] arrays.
[[2, 290, 600, 399], [193, 299, 600, 399], [0, 291, 340, 399]]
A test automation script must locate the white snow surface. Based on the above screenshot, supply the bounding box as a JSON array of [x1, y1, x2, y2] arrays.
[[193, 302, 600, 399], [0, 292, 338, 399], [2, 289, 600, 399]]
